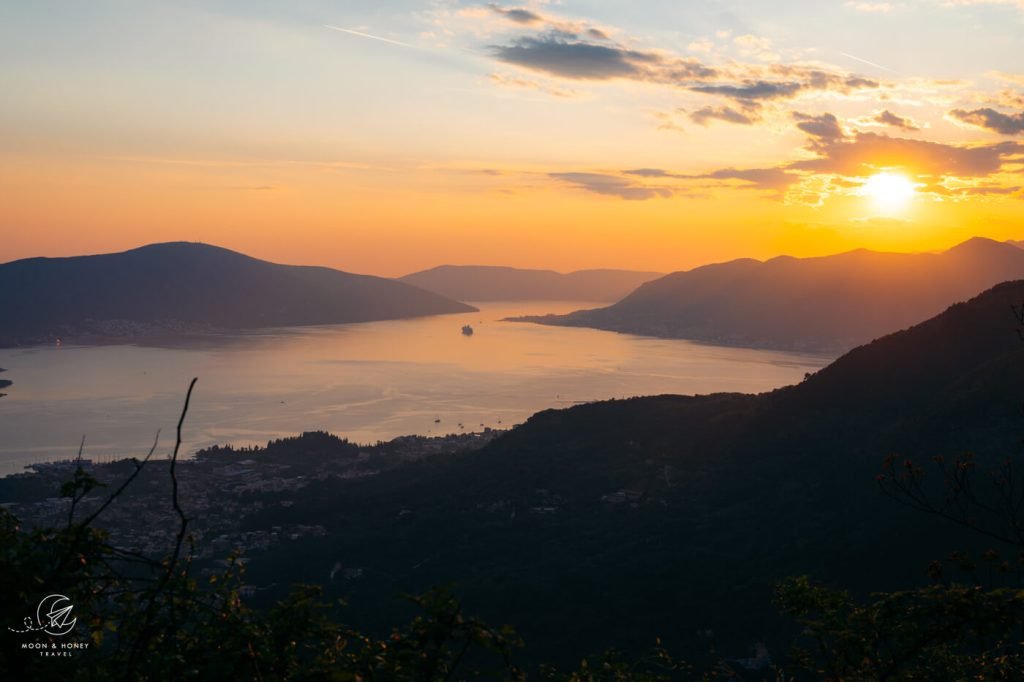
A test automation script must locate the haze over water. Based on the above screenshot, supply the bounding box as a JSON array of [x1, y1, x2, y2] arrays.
[[0, 302, 829, 476]]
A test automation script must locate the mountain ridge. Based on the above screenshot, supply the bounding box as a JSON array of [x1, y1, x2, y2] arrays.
[[398, 264, 663, 302], [513, 237, 1024, 352], [0, 241, 477, 347]]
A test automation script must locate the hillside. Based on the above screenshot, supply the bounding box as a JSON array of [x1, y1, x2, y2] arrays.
[[398, 265, 663, 302], [192, 279, 1024, 665], [514, 237, 1024, 352], [0, 242, 476, 346]]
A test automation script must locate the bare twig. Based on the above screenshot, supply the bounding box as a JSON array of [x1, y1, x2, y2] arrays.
[[123, 377, 197, 678], [65, 435, 87, 528], [79, 429, 161, 530]]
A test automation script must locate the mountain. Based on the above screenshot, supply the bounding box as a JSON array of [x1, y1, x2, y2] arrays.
[[398, 265, 663, 302], [513, 237, 1024, 352], [0, 242, 476, 346], [219, 279, 1024, 666]]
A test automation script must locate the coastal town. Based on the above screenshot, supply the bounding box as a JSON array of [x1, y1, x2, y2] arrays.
[[0, 429, 502, 570]]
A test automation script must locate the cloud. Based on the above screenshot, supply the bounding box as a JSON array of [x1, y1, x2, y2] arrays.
[[793, 112, 845, 140], [623, 168, 676, 178], [651, 110, 687, 133], [967, 186, 1022, 195], [689, 80, 802, 105], [549, 172, 673, 200], [789, 132, 1022, 177], [874, 109, 921, 131], [733, 34, 779, 62], [988, 71, 1024, 86], [949, 107, 1024, 135], [689, 71, 879, 109], [700, 168, 799, 191], [689, 106, 755, 126], [493, 35, 646, 80], [491, 32, 717, 82], [323, 25, 413, 48], [687, 38, 715, 54], [623, 166, 798, 192], [478, 11, 883, 113], [942, 184, 1023, 196], [489, 72, 577, 98], [487, 4, 543, 25]]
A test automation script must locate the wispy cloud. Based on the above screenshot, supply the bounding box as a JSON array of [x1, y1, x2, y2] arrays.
[[489, 72, 577, 98], [689, 106, 756, 126], [324, 25, 413, 48], [839, 51, 902, 75], [623, 167, 799, 193], [550, 172, 673, 200]]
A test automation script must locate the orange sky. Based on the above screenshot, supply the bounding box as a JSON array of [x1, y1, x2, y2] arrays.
[[2, 1, 1023, 276]]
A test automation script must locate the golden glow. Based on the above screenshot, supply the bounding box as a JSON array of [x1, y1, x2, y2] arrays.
[[860, 172, 916, 214]]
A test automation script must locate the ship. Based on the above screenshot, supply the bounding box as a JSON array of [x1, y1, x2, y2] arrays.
[[461, 324, 474, 336]]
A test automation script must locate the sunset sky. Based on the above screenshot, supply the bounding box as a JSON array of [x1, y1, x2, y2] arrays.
[[2, 0, 1024, 275]]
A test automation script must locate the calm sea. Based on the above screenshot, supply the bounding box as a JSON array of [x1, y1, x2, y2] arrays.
[[0, 302, 830, 476]]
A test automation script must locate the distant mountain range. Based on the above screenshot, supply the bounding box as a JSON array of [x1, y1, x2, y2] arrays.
[[223, 278, 1024, 666], [514, 237, 1024, 352], [0, 242, 475, 347], [398, 265, 663, 302]]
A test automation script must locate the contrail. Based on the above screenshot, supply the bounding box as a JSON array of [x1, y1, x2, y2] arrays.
[[840, 51, 902, 75], [324, 25, 412, 48]]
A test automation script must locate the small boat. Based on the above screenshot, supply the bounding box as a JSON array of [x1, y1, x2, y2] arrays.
[[461, 324, 474, 336]]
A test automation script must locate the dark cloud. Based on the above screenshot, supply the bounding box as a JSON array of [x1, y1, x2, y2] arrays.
[[550, 172, 672, 200], [700, 167, 797, 191], [487, 23, 879, 110], [494, 35, 647, 80], [690, 80, 802, 106], [623, 168, 676, 178], [793, 112, 844, 140], [489, 72, 577, 98], [690, 106, 755, 126], [875, 109, 920, 131], [488, 4, 543, 25], [690, 72, 879, 109], [949, 107, 1024, 135], [491, 32, 716, 82], [623, 167, 797, 192], [789, 132, 1022, 177]]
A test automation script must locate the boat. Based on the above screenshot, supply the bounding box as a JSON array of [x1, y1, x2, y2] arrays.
[[461, 324, 474, 336]]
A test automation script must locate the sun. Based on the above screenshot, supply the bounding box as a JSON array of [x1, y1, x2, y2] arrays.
[[860, 172, 916, 213]]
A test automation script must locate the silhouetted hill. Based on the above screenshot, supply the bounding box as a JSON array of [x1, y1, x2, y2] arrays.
[[218, 279, 1024, 665], [0, 242, 476, 346], [514, 237, 1024, 352], [398, 265, 663, 302]]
